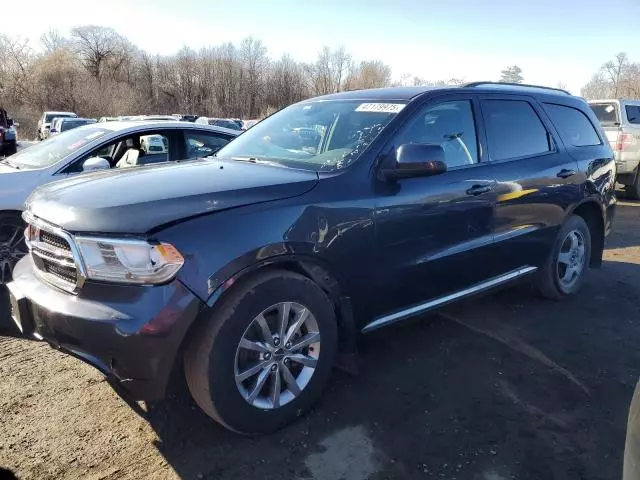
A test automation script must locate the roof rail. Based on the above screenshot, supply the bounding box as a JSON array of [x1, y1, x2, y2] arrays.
[[463, 81, 571, 95]]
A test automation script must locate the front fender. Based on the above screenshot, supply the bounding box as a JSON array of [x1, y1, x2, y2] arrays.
[[156, 196, 376, 321]]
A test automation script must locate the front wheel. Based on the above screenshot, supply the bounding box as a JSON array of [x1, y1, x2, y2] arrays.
[[536, 215, 591, 300], [0, 212, 28, 284], [184, 270, 337, 434]]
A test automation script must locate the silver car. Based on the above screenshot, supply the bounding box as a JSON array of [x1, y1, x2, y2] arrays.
[[589, 99, 640, 198], [0, 120, 239, 283]]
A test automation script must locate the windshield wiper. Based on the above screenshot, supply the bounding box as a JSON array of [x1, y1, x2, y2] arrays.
[[230, 156, 287, 168]]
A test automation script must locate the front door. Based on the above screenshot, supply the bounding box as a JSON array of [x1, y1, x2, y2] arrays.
[[373, 95, 497, 318]]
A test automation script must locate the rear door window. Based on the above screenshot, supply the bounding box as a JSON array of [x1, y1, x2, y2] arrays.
[[589, 103, 619, 126], [625, 105, 640, 124], [481, 100, 550, 161], [544, 104, 601, 147]]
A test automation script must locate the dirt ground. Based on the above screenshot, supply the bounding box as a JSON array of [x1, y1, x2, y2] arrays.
[[0, 200, 639, 480]]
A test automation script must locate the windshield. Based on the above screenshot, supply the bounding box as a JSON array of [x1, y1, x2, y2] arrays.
[[45, 113, 75, 123], [589, 103, 619, 125], [215, 100, 405, 171], [9, 126, 110, 168]]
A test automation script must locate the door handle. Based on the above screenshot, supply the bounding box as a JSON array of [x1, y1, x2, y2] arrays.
[[557, 169, 577, 179], [465, 184, 492, 196]]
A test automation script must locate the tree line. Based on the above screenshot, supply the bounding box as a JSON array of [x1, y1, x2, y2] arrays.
[[0, 26, 402, 137], [581, 52, 640, 100]]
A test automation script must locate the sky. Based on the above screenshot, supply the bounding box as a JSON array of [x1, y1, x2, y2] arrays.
[[7, 0, 640, 95]]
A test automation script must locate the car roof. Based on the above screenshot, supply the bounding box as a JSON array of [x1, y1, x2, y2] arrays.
[[45, 111, 76, 115], [91, 120, 241, 136], [306, 84, 575, 103], [589, 99, 640, 105]]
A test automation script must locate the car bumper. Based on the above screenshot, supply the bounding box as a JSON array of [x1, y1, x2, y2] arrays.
[[7, 255, 203, 400]]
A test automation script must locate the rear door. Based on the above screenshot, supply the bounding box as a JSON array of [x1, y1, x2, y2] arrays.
[[479, 94, 582, 274]]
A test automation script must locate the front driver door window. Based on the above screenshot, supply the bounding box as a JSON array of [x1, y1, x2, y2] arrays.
[[373, 97, 498, 318]]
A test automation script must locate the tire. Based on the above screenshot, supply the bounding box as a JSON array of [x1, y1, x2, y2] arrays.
[[536, 215, 591, 300], [4, 142, 17, 157], [624, 170, 640, 200], [184, 269, 338, 434], [0, 212, 28, 285]]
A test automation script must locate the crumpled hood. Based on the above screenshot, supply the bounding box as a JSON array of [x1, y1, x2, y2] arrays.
[[26, 158, 319, 234]]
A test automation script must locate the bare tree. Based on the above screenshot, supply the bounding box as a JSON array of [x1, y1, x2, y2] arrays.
[[40, 29, 66, 54], [71, 26, 122, 79], [604, 52, 628, 97]]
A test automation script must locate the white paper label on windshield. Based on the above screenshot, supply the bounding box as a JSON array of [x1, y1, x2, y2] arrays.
[[605, 105, 615, 113], [355, 103, 406, 113]]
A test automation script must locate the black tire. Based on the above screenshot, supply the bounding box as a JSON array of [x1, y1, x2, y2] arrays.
[[184, 269, 338, 434], [0, 212, 28, 285], [536, 215, 591, 300], [624, 170, 640, 200], [4, 142, 17, 157]]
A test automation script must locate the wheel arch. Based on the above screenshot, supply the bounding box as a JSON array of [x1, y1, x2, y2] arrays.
[[569, 199, 605, 267], [180, 254, 359, 368]]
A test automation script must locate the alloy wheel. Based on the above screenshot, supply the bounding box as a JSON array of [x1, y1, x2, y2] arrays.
[[556, 229, 586, 289], [0, 221, 27, 284], [234, 301, 321, 410]]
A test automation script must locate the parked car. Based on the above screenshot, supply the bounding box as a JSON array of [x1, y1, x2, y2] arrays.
[[98, 117, 119, 123], [37, 111, 77, 140], [172, 114, 199, 122], [242, 119, 260, 130], [589, 99, 640, 198], [7, 83, 616, 434], [0, 120, 239, 283], [50, 117, 97, 136], [196, 116, 243, 131], [0, 108, 18, 157]]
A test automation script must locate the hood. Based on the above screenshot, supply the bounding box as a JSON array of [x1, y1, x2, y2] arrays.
[[26, 158, 319, 234]]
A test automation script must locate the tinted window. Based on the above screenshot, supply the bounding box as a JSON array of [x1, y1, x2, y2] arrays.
[[482, 100, 550, 161], [589, 103, 618, 125], [213, 119, 242, 130], [625, 105, 640, 124], [185, 131, 232, 159], [544, 104, 601, 147], [393, 100, 479, 167]]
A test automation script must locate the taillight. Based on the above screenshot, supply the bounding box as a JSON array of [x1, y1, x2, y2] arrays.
[[616, 133, 633, 151]]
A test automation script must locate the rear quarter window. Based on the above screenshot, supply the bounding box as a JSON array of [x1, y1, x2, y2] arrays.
[[625, 105, 640, 125], [544, 103, 602, 147]]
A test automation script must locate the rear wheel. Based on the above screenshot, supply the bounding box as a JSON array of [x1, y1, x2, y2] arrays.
[[536, 215, 591, 300], [0, 212, 28, 284], [624, 169, 640, 200], [184, 270, 337, 434], [4, 142, 17, 157]]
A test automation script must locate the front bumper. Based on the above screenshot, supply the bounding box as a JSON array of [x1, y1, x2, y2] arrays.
[[7, 255, 204, 400]]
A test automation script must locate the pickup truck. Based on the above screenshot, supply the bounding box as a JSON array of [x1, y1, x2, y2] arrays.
[[0, 108, 17, 157], [589, 99, 640, 198]]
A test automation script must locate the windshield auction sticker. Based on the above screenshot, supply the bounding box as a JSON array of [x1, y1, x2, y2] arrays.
[[355, 103, 406, 113]]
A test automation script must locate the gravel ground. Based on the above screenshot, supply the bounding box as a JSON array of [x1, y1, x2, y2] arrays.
[[0, 200, 638, 480]]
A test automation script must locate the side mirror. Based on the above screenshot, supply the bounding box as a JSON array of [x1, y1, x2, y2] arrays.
[[82, 157, 110, 172], [382, 143, 447, 180]]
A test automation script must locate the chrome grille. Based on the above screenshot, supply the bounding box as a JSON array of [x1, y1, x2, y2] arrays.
[[23, 212, 84, 294]]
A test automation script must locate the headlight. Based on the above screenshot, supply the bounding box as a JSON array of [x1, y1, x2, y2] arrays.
[[74, 237, 184, 284]]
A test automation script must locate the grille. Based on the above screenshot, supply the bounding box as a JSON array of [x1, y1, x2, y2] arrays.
[[40, 231, 71, 252], [25, 215, 81, 293]]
